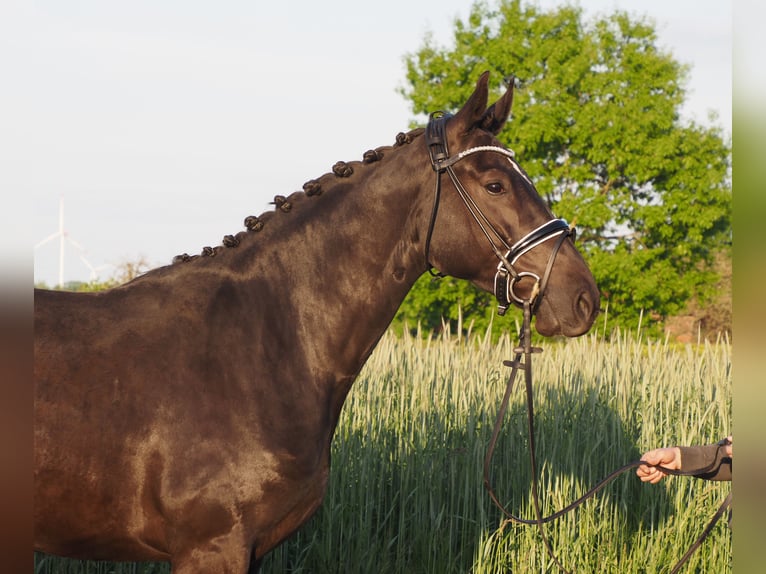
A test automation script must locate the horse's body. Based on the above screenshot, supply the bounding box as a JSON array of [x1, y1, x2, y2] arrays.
[[34, 73, 599, 572]]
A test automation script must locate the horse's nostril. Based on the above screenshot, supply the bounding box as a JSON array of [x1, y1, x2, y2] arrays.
[[576, 290, 598, 325]]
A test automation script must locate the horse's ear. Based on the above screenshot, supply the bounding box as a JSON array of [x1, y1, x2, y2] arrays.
[[480, 76, 514, 135], [451, 71, 491, 135]]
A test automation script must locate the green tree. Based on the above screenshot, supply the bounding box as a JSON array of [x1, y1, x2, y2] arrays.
[[397, 0, 731, 336]]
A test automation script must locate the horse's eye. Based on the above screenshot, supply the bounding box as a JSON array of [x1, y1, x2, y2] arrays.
[[485, 182, 504, 195]]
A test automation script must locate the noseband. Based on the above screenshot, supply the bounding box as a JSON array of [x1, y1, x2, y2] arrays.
[[423, 111, 574, 315]]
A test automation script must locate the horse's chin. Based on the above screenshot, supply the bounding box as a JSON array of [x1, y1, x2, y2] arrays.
[[534, 310, 594, 338], [533, 314, 563, 337]]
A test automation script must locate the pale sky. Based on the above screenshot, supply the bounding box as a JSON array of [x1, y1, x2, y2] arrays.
[[2, 0, 732, 286]]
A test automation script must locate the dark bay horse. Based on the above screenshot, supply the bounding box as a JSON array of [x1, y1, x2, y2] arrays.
[[34, 72, 599, 572]]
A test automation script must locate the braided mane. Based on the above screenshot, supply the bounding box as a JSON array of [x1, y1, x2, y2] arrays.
[[171, 128, 425, 265]]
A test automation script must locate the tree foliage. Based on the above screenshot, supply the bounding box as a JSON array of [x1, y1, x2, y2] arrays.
[[395, 0, 731, 336]]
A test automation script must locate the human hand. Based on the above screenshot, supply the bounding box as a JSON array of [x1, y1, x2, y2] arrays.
[[720, 435, 733, 457], [636, 446, 682, 484]]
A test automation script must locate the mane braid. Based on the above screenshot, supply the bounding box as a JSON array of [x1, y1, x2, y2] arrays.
[[171, 127, 425, 264]]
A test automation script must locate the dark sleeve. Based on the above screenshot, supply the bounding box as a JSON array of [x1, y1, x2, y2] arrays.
[[678, 442, 732, 481]]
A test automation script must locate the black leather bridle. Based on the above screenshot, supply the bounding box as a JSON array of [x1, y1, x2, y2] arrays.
[[423, 110, 730, 573], [423, 111, 574, 316]]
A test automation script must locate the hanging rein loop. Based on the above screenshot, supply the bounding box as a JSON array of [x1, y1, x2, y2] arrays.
[[483, 301, 732, 574], [424, 111, 573, 315]]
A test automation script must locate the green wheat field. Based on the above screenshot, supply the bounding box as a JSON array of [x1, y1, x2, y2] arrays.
[[34, 327, 732, 573]]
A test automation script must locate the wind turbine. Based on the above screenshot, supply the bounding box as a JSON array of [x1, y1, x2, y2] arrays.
[[35, 196, 109, 287]]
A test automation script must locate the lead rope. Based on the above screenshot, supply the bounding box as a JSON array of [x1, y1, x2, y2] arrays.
[[483, 305, 732, 573], [519, 300, 569, 573]]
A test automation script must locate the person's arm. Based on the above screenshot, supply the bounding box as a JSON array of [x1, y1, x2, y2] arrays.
[[679, 436, 732, 481], [637, 436, 732, 483]]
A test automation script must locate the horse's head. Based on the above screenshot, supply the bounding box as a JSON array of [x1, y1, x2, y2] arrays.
[[422, 72, 599, 337]]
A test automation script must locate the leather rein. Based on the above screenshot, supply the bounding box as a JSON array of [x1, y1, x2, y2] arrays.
[[423, 112, 731, 573], [484, 306, 732, 573]]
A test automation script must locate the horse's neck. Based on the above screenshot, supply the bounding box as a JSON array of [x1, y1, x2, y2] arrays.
[[181, 142, 429, 397]]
